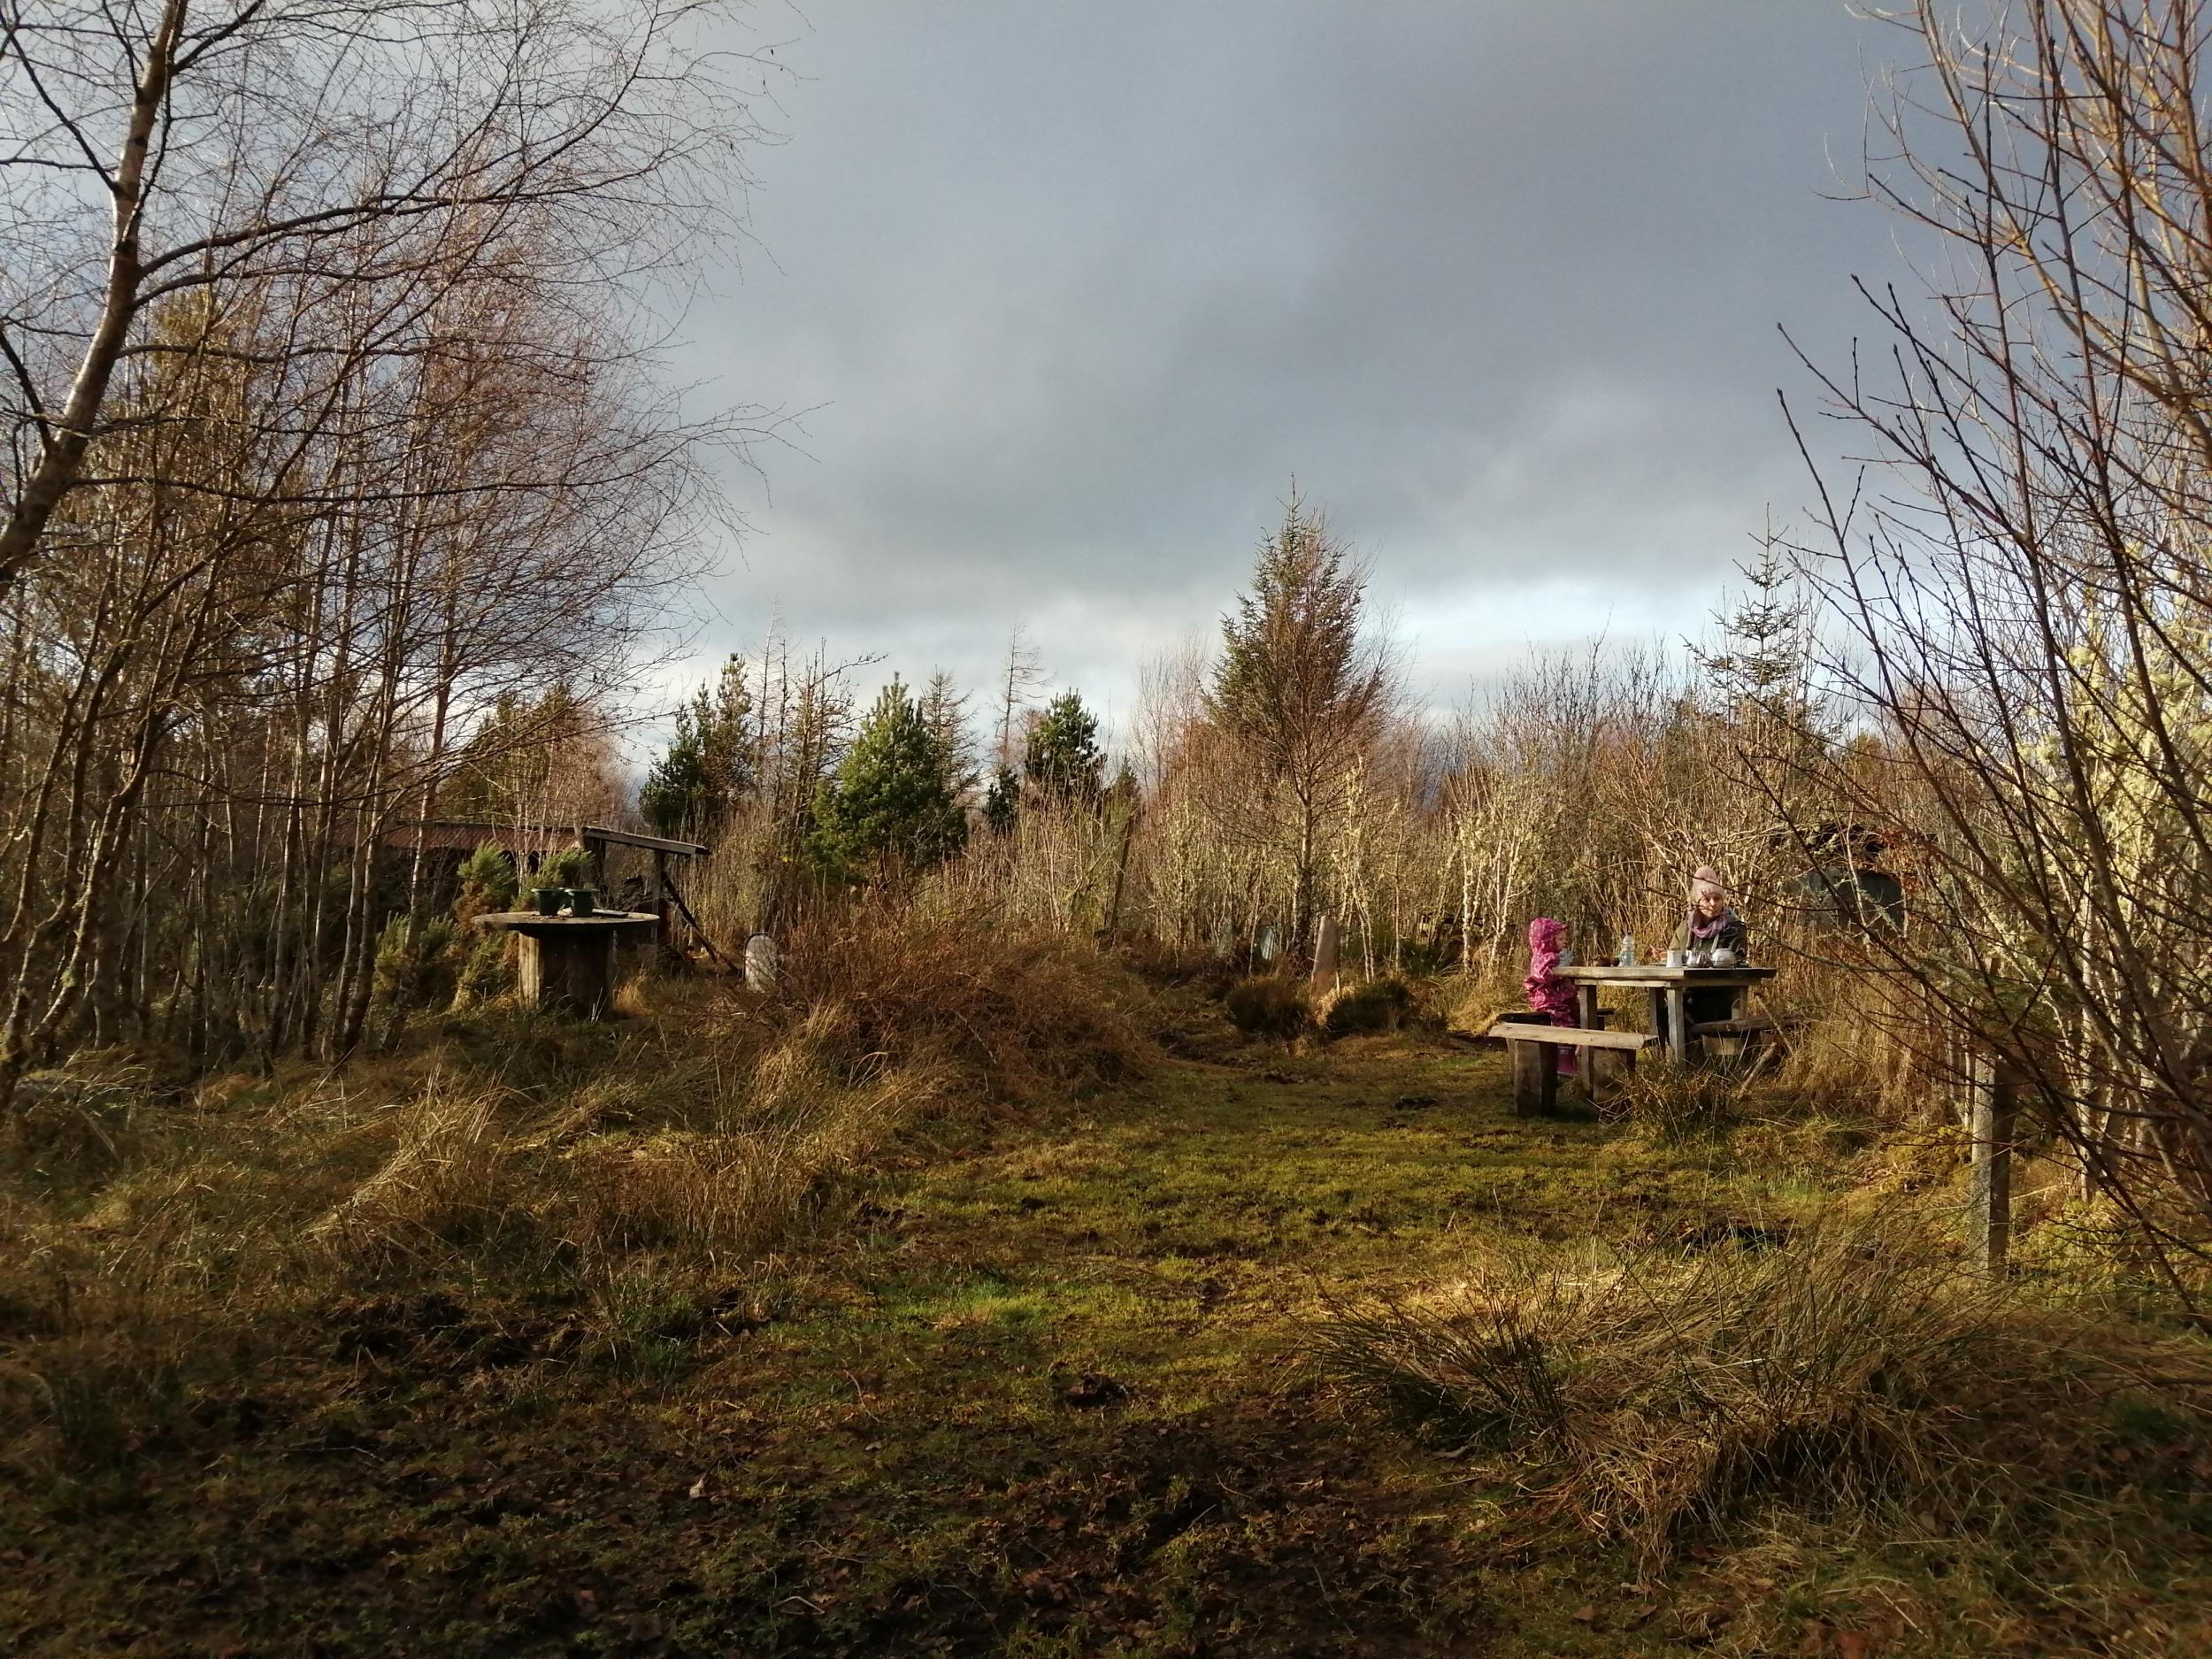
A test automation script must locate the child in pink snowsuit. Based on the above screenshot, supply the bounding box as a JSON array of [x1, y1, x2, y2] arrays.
[[1523, 918, 1579, 1075]]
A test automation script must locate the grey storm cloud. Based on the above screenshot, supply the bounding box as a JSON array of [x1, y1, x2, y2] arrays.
[[674, 1, 1913, 733]]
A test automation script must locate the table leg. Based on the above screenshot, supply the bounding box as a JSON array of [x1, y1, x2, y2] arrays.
[[1667, 985, 1687, 1064], [1577, 983, 1599, 1029], [1647, 987, 1665, 1041], [1511, 1041, 1559, 1117]]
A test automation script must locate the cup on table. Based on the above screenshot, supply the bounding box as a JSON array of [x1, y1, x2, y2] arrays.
[[1664, 947, 1686, 968]]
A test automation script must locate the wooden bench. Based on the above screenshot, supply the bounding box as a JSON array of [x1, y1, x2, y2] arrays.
[[1486, 1019, 1657, 1115], [1688, 1015, 1784, 1068]]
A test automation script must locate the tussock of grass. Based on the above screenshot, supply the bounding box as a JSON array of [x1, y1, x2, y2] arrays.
[[1316, 1210, 2212, 1573], [1313, 977, 1413, 1039], [772, 900, 1148, 1100], [1607, 1055, 1753, 1141], [1225, 976, 1309, 1038]]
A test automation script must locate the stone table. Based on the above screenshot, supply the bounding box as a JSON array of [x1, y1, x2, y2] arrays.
[[471, 910, 658, 1018]]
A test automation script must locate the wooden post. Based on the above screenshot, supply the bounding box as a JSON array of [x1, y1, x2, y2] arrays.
[[653, 849, 671, 953], [1310, 916, 1340, 992], [1665, 984, 1688, 1064], [1968, 1049, 2017, 1275], [515, 927, 618, 1018], [1102, 803, 1139, 941], [1576, 982, 1600, 1029], [1510, 1040, 1558, 1117]]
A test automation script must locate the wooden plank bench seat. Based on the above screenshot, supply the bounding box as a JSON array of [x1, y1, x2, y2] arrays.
[[1686, 1016, 1778, 1037], [1486, 1020, 1655, 1050], [1485, 1019, 1658, 1115], [1686, 1014, 1791, 1070]]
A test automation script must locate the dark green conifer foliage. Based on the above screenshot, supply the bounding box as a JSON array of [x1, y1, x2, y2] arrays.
[[1023, 690, 1104, 803], [982, 764, 1022, 833], [808, 678, 968, 881], [640, 655, 756, 838]]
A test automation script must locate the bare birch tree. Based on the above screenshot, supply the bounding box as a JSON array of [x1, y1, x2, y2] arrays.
[[0, 0, 769, 597], [1779, 0, 2212, 1264]]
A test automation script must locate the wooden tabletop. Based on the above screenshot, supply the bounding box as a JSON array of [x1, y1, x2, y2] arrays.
[[472, 910, 657, 933], [1553, 964, 1777, 986]]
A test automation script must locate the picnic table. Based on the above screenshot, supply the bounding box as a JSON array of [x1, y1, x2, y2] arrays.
[[472, 910, 658, 1018], [1552, 964, 1778, 1065]]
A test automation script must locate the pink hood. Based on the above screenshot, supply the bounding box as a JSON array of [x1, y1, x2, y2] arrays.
[[1523, 918, 1577, 1018]]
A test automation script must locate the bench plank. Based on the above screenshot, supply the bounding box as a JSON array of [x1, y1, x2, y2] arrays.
[[1688, 1017, 1777, 1037], [1487, 1020, 1656, 1052]]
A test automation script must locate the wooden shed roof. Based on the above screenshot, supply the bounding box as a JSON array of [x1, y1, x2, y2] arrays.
[[386, 820, 709, 856]]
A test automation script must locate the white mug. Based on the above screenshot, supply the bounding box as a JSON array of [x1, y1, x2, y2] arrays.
[[1664, 948, 1686, 968]]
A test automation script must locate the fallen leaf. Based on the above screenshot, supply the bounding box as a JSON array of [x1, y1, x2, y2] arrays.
[[686, 1474, 710, 1501], [1571, 1603, 1598, 1624], [1837, 1632, 1878, 1659]]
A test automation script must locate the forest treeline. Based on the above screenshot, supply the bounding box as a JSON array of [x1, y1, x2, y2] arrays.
[[0, 2, 772, 1079]]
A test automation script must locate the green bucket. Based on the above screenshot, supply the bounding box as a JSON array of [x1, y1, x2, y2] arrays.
[[566, 887, 597, 917], [532, 886, 565, 917]]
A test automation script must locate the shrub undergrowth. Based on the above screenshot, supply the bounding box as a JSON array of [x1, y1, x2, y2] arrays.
[[1316, 1210, 2212, 1580]]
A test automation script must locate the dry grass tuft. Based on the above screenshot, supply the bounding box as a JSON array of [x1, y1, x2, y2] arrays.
[[1606, 1056, 1755, 1141], [304, 1082, 523, 1267], [1316, 1210, 2212, 1571], [1225, 976, 1310, 1038], [1313, 977, 1414, 1039], [768, 900, 1148, 1100]]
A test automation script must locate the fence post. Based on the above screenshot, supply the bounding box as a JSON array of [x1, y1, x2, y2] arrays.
[[1310, 916, 1340, 992], [1967, 1048, 2016, 1275]]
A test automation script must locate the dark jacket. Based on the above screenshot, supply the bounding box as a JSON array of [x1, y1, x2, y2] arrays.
[[1669, 909, 1749, 957]]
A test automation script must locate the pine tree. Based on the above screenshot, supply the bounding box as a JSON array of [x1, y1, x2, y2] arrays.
[[640, 654, 756, 838], [808, 678, 968, 882], [1023, 690, 1105, 803], [921, 670, 979, 801], [982, 763, 1021, 834], [1209, 495, 1391, 953]]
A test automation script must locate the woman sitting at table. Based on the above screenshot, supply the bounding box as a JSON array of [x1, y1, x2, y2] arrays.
[[1659, 865, 1749, 1044], [1673, 864, 1748, 960]]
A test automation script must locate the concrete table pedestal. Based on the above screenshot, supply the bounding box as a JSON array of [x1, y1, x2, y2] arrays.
[[472, 911, 658, 1018]]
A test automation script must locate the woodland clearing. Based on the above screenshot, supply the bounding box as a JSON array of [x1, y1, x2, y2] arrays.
[[4, 954, 2208, 1659]]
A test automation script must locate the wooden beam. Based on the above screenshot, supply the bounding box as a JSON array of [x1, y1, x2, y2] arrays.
[[578, 824, 709, 856], [1486, 1021, 1654, 1051]]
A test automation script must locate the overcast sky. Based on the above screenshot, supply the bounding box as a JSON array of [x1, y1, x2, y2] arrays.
[[674, 1, 1914, 747]]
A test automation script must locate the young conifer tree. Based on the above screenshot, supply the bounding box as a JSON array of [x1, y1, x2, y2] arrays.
[[1208, 495, 1394, 956], [808, 678, 968, 884]]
